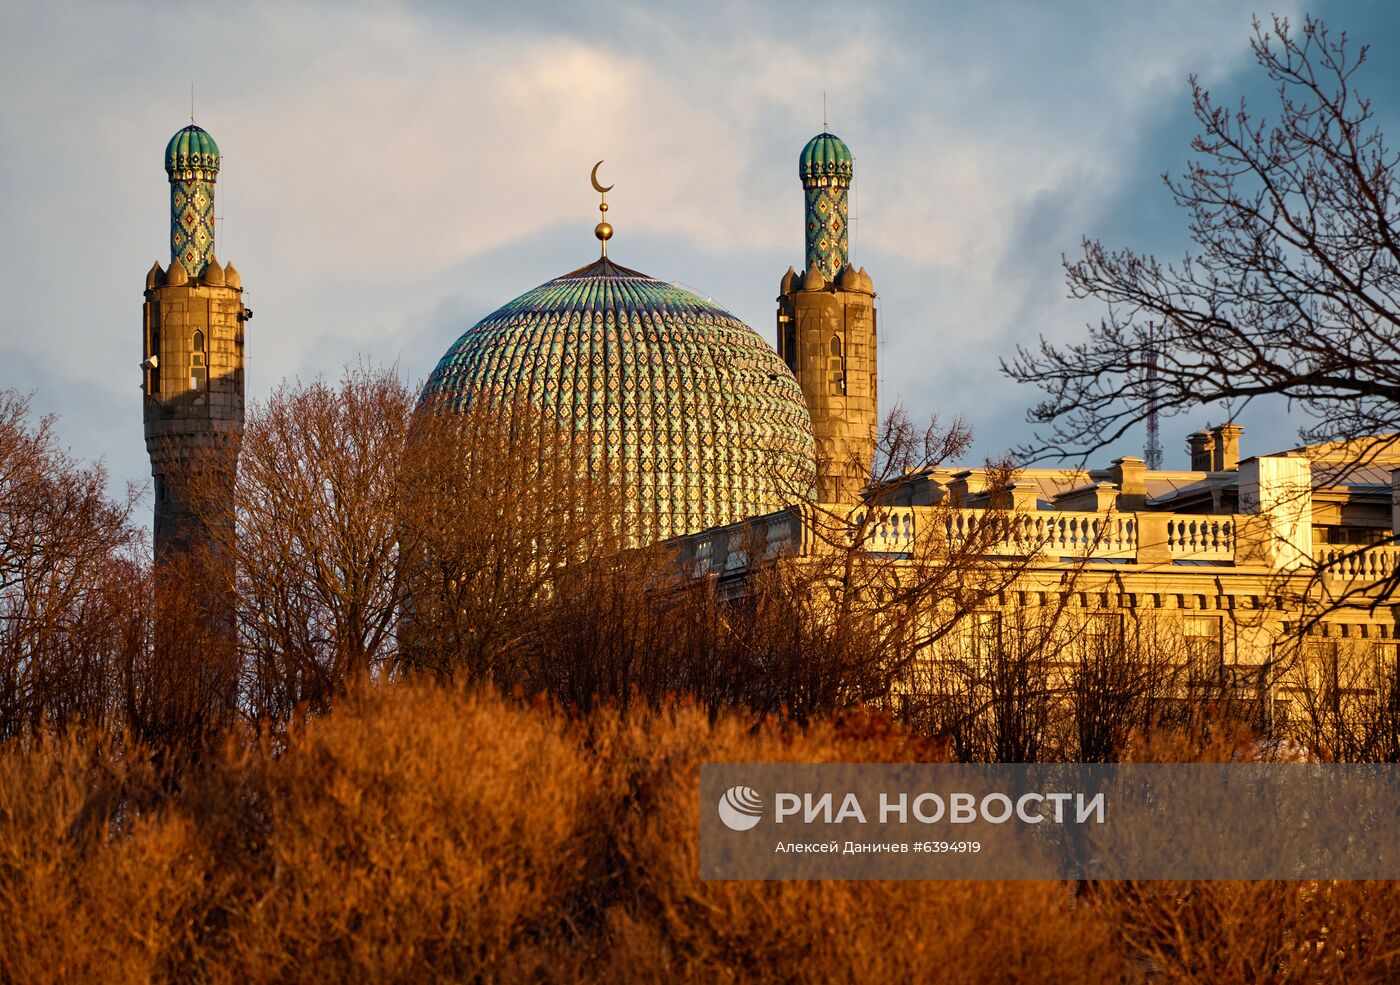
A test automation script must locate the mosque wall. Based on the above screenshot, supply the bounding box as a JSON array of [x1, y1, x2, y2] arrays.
[[779, 271, 878, 503]]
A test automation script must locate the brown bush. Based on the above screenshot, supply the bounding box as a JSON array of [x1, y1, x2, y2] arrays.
[[1096, 729, 1400, 982], [0, 734, 205, 982], [0, 684, 1126, 983], [4, 680, 1400, 983], [215, 685, 608, 982], [590, 703, 1124, 984], [1098, 880, 1400, 983]]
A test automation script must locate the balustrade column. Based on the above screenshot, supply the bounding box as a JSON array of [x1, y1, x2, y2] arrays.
[[1135, 513, 1172, 566]]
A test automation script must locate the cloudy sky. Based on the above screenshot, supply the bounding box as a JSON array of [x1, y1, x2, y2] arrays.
[[3, 0, 1398, 511]]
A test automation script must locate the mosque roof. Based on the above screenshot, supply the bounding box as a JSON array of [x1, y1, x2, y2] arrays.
[[165, 124, 220, 175], [422, 256, 817, 542], [799, 132, 854, 183]]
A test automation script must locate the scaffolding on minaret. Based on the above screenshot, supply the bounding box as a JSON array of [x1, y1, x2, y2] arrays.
[[1143, 324, 1163, 470]]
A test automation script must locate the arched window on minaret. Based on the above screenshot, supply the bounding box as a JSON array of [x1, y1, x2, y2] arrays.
[[191, 329, 207, 391], [828, 335, 845, 395], [150, 328, 160, 395]]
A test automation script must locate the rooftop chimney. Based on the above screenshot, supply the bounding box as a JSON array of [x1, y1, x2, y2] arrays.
[[1211, 423, 1244, 471], [1188, 430, 1215, 471], [1109, 456, 1146, 509]]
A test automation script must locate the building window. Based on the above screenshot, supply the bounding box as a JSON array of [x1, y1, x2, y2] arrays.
[[149, 329, 160, 395], [1083, 612, 1123, 655], [1375, 643, 1400, 712], [961, 611, 1001, 675], [1313, 525, 1386, 546], [191, 330, 206, 391], [1184, 615, 1223, 682], [777, 312, 796, 373], [828, 335, 845, 394], [1306, 640, 1342, 713], [1305, 639, 1380, 709]]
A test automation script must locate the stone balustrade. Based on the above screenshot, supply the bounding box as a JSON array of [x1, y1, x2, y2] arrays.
[[1319, 544, 1400, 582], [975, 511, 1138, 558], [674, 509, 802, 578], [848, 507, 916, 553], [1165, 515, 1235, 561], [674, 505, 1398, 585], [859, 507, 1222, 563]]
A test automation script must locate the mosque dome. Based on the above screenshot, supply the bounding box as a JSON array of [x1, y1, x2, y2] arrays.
[[799, 132, 853, 183], [422, 256, 817, 542], [165, 124, 221, 175]]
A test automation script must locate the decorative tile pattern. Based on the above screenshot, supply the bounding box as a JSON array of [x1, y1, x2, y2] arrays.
[[422, 257, 817, 542], [799, 133, 854, 281], [164, 125, 220, 278]]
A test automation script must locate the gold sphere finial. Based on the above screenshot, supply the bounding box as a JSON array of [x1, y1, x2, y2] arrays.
[[590, 160, 615, 257]]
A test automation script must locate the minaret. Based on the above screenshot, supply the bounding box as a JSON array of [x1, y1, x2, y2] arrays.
[[776, 132, 877, 503], [143, 124, 249, 559]]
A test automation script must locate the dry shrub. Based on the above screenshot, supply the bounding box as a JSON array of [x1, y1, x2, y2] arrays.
[[0, 735, 204, 982], [4, 683, 1400, 983], [1099, 881, 1400, 982], [1122, 720, 1263, 765], [589, 703, 1124, 984], [216, 684, 608, 983], [1100, 729, 1400, 982], [0, 686, 611, 984]]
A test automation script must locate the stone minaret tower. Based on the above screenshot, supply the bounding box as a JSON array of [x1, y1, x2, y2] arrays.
[[142, 124, 248, 559], [776, 132, 877, 503]]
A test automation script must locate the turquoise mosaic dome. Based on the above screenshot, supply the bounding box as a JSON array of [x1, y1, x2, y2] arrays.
[[165, 124, 221, 175], [422, 257, 817, 542], [799, 132, 853, 182]]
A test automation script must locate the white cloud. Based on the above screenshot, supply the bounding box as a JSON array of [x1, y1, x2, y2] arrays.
[[0, 0, 1309, 499]]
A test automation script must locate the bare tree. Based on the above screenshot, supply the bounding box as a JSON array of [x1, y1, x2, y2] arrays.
[[0, 392, 143, 738], [442, 404, 1046, 723], [1280, 637, 1400, 761], [125, 549, 242, 751], [398, 398, 636, 688], [1005, 16, 1400, 460], [673, 407, 1051, 724], [181, 367, 416, 722], [908, 601, 1065, 763]]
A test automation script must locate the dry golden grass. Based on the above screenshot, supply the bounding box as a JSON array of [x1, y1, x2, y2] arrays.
[[2, 683, 1398, 983]]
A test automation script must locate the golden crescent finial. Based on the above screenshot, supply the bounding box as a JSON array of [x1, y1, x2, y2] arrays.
[[591, 161, 614, 257], [590, 160, 614, 194]]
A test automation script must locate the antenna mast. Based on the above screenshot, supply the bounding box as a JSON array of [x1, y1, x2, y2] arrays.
[[1143, 324, 1163, 470]]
